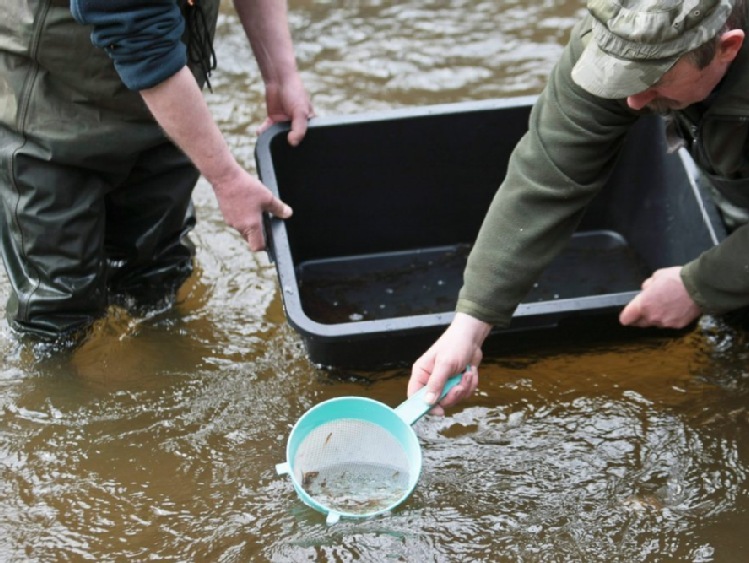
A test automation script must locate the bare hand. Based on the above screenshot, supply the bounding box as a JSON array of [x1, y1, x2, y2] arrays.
[[408, 313, 490, 415], [257, 75, 314, 146], [213, 168, 292, 251], [619, 267, 702, 328]]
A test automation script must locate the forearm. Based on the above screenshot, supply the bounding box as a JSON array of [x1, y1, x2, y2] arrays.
[[458, 25, 637, 326], [140, 65, 293, 251], [139, 67, 242, 189], [232, 0, 300, 85]]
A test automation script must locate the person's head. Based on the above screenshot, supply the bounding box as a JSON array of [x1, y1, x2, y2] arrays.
[[572, 0, 746, 113]]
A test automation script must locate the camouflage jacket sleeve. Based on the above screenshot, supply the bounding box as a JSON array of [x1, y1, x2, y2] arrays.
[[681, 224, 749, 314], [456, 18, 640, 327]]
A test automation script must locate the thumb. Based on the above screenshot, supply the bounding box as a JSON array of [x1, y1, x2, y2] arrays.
[[264, 195, 293, 220], [287, 110, 309, 147], [423, 364, 456, 405], [619, 294, 642, 326]]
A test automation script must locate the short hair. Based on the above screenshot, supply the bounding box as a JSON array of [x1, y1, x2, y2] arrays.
[[687, 0, 747, 68]]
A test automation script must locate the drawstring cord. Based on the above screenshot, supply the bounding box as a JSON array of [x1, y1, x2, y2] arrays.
[[185, 0, 218, 92]]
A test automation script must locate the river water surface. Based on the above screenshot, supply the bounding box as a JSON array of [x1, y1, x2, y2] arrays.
[[2, 1, 749, 561]]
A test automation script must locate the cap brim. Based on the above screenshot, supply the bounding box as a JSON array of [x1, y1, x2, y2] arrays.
[[571, 40, 678, 99]]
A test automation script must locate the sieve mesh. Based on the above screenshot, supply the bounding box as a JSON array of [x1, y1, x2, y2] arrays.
[[293, 418, 411, 515]]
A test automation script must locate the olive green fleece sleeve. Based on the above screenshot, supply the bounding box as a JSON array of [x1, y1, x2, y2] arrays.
[[456, 18, 639, 327], [681, 223, 749, 314]]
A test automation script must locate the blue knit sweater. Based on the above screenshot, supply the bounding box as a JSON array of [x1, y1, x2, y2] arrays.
[[71, 0, 187, 91]]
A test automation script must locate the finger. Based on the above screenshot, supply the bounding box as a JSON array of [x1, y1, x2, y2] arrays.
[[427, 405, 446, 417], [425, 361, 465, 405], [410, 357, 446, 416], [619, 294, 642, 326], [257, 117, 275, 136], [287, 109, 310, 147], [408, 354, 435, 398], [439, 365, 473, 406], [263, 195, 293, 220], [463, 363, 479, 396], [244, 222, 265, 252]]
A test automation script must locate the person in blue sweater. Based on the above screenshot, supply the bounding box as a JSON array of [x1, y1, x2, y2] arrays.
[[0, 0, 313, 344]]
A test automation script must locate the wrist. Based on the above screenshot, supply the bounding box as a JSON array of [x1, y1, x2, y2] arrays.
[[263, 64, 302, 90], [208, 161, 245, 195], [452, 312, 492, 345]]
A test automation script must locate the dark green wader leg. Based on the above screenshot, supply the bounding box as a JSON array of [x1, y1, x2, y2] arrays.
[[2, 139, 200, 342], [1, 151, 110, 341], [104, 141, 199, 311]]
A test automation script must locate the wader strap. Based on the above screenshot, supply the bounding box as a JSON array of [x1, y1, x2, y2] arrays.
[[185, 0, 218, 92]]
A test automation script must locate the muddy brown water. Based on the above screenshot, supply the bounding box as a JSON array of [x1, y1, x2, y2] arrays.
[[1, 1, 748, 561]]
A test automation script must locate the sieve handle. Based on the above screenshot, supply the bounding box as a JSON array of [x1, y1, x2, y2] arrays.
[[394, 372, 464, 426]]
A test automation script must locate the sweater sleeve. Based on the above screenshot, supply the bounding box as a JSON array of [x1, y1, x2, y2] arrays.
[[456, 18, 639, 326], [70, 0, 186, 91]]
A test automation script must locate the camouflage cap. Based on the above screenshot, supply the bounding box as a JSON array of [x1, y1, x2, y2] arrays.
[[571, 0, 735, 98]]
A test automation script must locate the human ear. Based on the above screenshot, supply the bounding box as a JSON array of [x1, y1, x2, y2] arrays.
[[719, 29, 745, 62]]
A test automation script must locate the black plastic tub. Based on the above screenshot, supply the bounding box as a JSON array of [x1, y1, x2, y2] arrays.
[[256, 97, 726, 369]]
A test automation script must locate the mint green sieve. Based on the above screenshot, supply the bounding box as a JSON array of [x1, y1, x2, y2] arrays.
[[276, 373, 463, 524]]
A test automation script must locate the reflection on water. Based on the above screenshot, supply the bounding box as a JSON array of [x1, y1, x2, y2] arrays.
[[1, 0, 749, 561]]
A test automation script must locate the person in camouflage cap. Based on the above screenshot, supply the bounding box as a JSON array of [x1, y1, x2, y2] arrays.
[[407, 0, 749, 410], [573, 0, 735, 98]]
